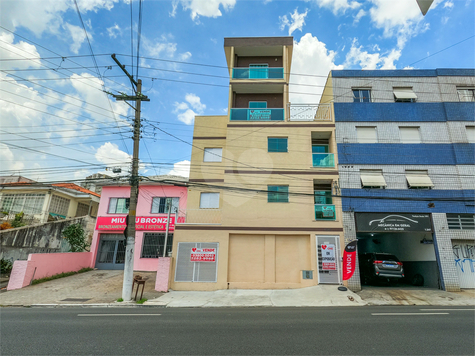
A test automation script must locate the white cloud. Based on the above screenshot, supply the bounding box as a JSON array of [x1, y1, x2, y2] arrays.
[[95, 142, 131, 168], [344, 39, 401, 69], [311, 0, 361, 14], [76, 0, 118, 12], [173, 93, 206, 125], [0, 143, 25, 172], [289, 33, 343, 103], [179, 52, 192, 61], [441, 16, 449, 24], [0, 32, 42, 70], [173, 0, 236, 20], [64, 23, 88, 54], [168, 160, 190, 178], [279, 8, 308, 36], [443, 1, 454, 8], [143, 35, 178, 58], [107, 24, 121, 38], [354, 9, 366, 24]]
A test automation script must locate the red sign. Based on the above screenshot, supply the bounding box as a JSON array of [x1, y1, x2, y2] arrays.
[[95, 216, 175, 231], [190, 248, 216, 262], [342, 240, 357, 281]]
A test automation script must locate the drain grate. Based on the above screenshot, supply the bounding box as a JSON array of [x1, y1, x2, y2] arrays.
[[61, 298, 91, 302]]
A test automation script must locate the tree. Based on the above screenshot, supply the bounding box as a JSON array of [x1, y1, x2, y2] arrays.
[[62, 223, 90, 252]]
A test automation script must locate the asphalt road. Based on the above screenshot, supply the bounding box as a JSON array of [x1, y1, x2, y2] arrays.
[[1, 306, 474, 355]]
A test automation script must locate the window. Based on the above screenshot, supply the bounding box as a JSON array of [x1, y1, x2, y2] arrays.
[[108, 197, 129, 214], [76, 202, 90, 217], [268, 137, 288, 152], [466, 126, 475, 143], [0, 193, 45, 215], [249, 64, 268, 79], [356, 126, 377, 143], [352, 89, 371, 103], [393, 87, 417, 102], [141, 233, 173, 258], [175, 242, 219, 282], [249, 101, 267, 108], [399, 127, 421, 143], [48, 195, 70, 217], [360, 170, 386, 188], [200, 192, 220, 209], [203, 148, 223, 162], [151, 197, 179, 214], [447, 214, 475, 230], [457, 88, 475, 102], [268, 185, 289, 203], [405, 170, 434, 189]]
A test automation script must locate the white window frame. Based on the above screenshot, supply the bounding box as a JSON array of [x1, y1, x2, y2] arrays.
[[393, 87, 417, 102], [356, 126, 378, 143], [405, 170, 434, 189], [199, 192, 220, 209], [457, 87, 475, 102], [203, 148, 223, 162], [360, 169, 387, 188], [399, 126, 421, 143]]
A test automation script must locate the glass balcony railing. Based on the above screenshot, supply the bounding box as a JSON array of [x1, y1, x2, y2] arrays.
[[312, 153, 335, 167], [315, 204, 336, 220], [230, 108, 284, 121], [232, 67, 284, 79]]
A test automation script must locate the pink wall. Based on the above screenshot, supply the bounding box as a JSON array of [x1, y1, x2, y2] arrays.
[[155, 257, 171, 292], [91, 184, 188, 272], [7, 252, 93, 290]]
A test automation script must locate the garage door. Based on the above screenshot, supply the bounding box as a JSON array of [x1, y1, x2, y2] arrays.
[[452, 241, 475, 289]]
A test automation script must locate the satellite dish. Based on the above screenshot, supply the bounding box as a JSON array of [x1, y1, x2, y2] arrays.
[[416, 0, 434, 16]]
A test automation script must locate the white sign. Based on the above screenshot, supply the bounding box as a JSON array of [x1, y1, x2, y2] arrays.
[[321, 244, 336, 270], [190, 248, 216, 262]]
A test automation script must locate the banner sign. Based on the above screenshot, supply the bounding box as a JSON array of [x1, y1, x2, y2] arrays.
[[355, 213, 432, 233], [321, 244, 336, 270], [342, 240, 357, 281], [190, 248, 216, 262], [249, 109, 271, 121], [96, 216, 175, 231]]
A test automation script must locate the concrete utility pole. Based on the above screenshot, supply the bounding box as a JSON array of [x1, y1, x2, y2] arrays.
[[163, 199, 172, 257], [110, 54, 150, 301]]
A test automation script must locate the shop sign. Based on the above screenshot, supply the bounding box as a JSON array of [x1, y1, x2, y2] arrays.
[[355, 213, 432, 233], [190, 248, 216, 262], [321, 244, 336, 270], [342, 240, 357, 281], [95, 216, 175, 231], [249, 109, 271, 121], [322, 205, 335, 218]]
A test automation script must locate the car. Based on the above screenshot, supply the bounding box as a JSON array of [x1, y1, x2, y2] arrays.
[[359, 252, 404, 285]]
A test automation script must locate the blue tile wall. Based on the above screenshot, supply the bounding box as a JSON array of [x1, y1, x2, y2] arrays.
[[332, 69, 475, 78], [334, 102, 475, 122], [341, 189, 475, 214], [336, 143, 475, 165]]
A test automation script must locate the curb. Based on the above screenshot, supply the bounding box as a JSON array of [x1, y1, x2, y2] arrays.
[[1, 303, 166, 308]]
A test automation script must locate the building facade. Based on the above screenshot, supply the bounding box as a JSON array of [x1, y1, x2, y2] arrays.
[[171, 37, 344, 291], [90, 178, 188, 271], [321, 69, 475, 291]]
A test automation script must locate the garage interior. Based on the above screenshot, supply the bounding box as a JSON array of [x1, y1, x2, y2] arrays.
[[357, 231, 441, 288]]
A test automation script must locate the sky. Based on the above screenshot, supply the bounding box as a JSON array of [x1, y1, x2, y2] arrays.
[[0, 0, 474, 184]]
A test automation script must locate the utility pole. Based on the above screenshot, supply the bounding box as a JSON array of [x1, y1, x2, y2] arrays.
[[110, 54, 150, 301], [163, 199, 172, 257]]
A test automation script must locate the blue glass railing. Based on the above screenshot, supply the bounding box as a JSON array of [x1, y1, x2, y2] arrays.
[[230, 108, 284, 121], [232, 67, 284, 79], [315, 204, 336, 220], [312, 153, 335, 167]]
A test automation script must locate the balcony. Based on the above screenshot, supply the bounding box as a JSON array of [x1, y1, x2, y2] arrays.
[[230, 108, 284, 121], [178, 209, 221, 225], [312, 153, 335, 168], [232, 67, 284, 80], [314, 204, 336, 220], [287, 103, 332, 121]]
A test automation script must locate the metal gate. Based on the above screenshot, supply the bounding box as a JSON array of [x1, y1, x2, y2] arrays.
[[95, 234, 126, 270], [316, 235, 341, 284]]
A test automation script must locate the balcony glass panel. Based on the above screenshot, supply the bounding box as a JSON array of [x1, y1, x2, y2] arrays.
[[230, 108, 284, 121], [232, 67, 284, 79], [315, 204, 336, 220], [312, 153, 335, 167]]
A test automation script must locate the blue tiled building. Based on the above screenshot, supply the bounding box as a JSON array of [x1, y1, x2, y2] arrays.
[[321, 69, 475, 291]]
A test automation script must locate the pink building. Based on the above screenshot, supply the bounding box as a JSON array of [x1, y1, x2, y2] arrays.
[[90, 178, 188, 271]]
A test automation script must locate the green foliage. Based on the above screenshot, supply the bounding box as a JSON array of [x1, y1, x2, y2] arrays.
[[1, 258, 13, 274], [62, 223, 90, 252], [31, 267, 93, 285], [136, 298, 147, 304], [11, 212, 25, 228], [117, 298, 124, 302]]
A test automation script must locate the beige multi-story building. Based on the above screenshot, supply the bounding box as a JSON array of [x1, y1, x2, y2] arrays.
[[171, 37, 344, 291]]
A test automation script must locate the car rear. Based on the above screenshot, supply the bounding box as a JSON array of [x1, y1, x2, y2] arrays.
[[372, 253, 404, 279]]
